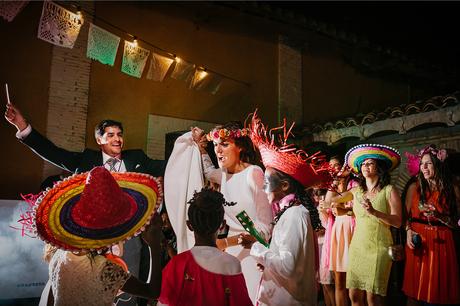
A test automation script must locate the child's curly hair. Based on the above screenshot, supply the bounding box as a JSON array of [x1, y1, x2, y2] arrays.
[[187, 188, 235, 235]]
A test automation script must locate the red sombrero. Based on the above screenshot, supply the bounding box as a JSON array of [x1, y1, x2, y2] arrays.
[[33, 167, 162, 252], [249, 111, 330, 187]]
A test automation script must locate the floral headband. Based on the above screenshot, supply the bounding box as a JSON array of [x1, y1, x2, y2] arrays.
[[419, 146, 447, 162], [405, 145, 448, 176], [206, 127, 249, 142]]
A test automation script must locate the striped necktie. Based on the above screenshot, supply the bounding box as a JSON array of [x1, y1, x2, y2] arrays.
[[106, 158, 119, 172]]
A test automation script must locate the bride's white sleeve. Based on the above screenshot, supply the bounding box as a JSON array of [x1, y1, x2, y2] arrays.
[[201, 154, 222, 184], [247, 166, 273, 240], [164, 131, 205, 253]]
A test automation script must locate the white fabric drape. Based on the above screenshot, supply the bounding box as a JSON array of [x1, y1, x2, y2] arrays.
[[164, 131, 204, 253]]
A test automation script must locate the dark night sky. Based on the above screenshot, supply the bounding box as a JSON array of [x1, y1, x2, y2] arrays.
[[267, 1, 460, 70]]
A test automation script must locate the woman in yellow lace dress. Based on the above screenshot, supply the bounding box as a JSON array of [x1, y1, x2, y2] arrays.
[[322, 144, 402, 306]]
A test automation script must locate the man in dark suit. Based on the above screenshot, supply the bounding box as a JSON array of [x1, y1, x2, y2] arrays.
[[5, 103, 165, 176], [5, 101, 163, 305]]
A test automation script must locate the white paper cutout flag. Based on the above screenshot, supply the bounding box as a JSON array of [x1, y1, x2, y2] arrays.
[[37, 1, 83, 49], [146, 52, 174, 82], [170, 59, 195, 82], [121, 41, 150, 78], [195, 72, 222, 95], [189, 69, 209, 89], [87, 23, 120, 66]]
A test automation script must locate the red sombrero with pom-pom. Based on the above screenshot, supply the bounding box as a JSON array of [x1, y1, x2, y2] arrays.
[[248, 111, 330, 187], [32, 167, 162, 252]]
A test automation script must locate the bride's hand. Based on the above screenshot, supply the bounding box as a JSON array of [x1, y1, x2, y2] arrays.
[[191, 127, 204, 141], [191, 127, 208, 153]]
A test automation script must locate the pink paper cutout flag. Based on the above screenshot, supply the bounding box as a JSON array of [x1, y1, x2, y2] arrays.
[[0, 1, 29, 22]]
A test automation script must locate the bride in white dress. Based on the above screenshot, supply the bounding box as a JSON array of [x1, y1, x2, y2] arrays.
[[165, 121, 273, 304]]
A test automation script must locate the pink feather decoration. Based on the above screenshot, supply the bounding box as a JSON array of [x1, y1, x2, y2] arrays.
[[405, 152, 420, 177]]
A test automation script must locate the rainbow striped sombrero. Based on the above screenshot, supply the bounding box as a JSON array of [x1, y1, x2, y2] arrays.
[[345, 144, 401, 173], [34, 167, 162, 252]]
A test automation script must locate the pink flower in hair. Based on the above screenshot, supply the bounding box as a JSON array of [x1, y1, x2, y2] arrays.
[[405, 152, 420, 177], [419, 145, 448, 162]]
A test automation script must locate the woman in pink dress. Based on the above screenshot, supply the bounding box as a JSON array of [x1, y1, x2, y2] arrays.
[[316, 187, 336, 306], [323, 156, 356, 306]]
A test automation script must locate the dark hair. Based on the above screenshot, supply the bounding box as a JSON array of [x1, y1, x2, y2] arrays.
[[87, 248, 109, 263], [216, 121, 260, 165], [313, 188, 327, 197], [269, 168, 322, 231], [418, 147, 457, 217], [94, 119, 123, 139], [329, 155, 344, 165], [358, 158, 391, 192], [401, 175, 418, 224], [187, 188, 235, 235]]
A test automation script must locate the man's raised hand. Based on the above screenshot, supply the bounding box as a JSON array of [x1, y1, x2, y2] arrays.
[[4, 102, 28, 132]]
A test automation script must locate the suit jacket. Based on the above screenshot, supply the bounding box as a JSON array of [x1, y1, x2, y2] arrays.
[[21, 128, 166, 176]]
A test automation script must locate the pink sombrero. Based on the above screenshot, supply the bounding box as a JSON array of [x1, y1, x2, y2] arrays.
[[33, 167, 162, 252]]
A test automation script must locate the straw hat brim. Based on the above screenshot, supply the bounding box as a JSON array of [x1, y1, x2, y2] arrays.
[[35, 172, 162, 251]]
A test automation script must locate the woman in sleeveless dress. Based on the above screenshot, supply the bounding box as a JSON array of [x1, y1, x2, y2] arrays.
[[322, 144, 402, 306], [322, 156, 356, 306], [403, 145, 460, 305]]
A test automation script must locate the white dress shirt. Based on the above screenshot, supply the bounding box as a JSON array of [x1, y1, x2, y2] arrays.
[[102, 152, 127, 173], [251, 205, 317, 306]]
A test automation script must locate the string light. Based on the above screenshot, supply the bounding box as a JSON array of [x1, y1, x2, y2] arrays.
[[197, 68, 208, 81], [62, 1, 250, 87]]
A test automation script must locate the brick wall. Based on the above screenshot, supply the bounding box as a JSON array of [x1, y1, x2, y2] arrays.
[[42, 2, 94, 180]]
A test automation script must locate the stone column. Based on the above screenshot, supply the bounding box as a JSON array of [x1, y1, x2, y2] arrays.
[[278, 35, 302, 125]]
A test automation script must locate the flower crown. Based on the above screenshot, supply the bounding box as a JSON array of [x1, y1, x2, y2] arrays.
[[405, 145, 448, 176], [206, 127, 249, 142], [419, 146, 447, 162]]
